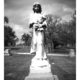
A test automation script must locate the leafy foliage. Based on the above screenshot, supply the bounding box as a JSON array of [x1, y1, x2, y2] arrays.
[[4, 17, 17, 47], [21, 33, 32, 46], [4, 16, 9, 23], [4, 26, 16, 46], [45, 12, 76, 50]]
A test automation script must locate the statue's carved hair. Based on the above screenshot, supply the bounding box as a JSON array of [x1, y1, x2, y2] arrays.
[[33, 3, 42, 13]]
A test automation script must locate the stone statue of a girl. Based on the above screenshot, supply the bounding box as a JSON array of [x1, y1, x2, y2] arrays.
[[29, 2, 47, 60]]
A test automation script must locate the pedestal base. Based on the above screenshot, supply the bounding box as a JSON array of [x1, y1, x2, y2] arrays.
[[30, 57, 51, 73], [25, 57, 59, 80], [25, 73, 59, 80]]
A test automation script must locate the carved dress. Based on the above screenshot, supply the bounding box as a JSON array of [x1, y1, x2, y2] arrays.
[[29, 13, 47, 59]]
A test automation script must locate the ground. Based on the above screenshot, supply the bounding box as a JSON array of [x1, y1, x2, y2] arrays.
[[4, 54, 76, 80]]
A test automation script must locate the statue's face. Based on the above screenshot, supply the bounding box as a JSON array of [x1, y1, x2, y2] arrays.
[[33, 4, 42, 13]]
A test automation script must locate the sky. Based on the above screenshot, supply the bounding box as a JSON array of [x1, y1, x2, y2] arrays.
[[4, 0, 76, 39]]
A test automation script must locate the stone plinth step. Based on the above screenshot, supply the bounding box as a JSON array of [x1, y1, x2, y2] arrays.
[[25, 73, 59, 80]]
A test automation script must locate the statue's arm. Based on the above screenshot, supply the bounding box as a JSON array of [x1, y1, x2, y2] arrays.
[[41, 15, 47, 29]]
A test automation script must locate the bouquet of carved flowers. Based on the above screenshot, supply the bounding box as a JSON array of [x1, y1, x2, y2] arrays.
[[33, 17, 46, 31]]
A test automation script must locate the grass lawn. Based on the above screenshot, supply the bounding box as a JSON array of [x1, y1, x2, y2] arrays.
[[4, 54, 76, 80], [5, 46, 73, 54]]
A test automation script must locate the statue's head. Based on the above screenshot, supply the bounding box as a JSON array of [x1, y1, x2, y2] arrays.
[[33, 2, 42, 13]]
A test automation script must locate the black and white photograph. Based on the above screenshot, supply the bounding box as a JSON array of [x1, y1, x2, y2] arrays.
[[4, 0, 76, 80]]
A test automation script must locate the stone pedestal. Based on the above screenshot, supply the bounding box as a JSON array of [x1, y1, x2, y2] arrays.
[[25, 57, 59, 80], [25, 73, 58, 80], [30, 57, 51, 73]]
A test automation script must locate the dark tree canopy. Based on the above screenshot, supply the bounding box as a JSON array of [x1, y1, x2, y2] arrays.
[[45, 12, 76, 50], [4, 26, 16, 46], [21, 33, 32, 46], [4, 16, 9, 23], [4, 16, 17, 47]]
